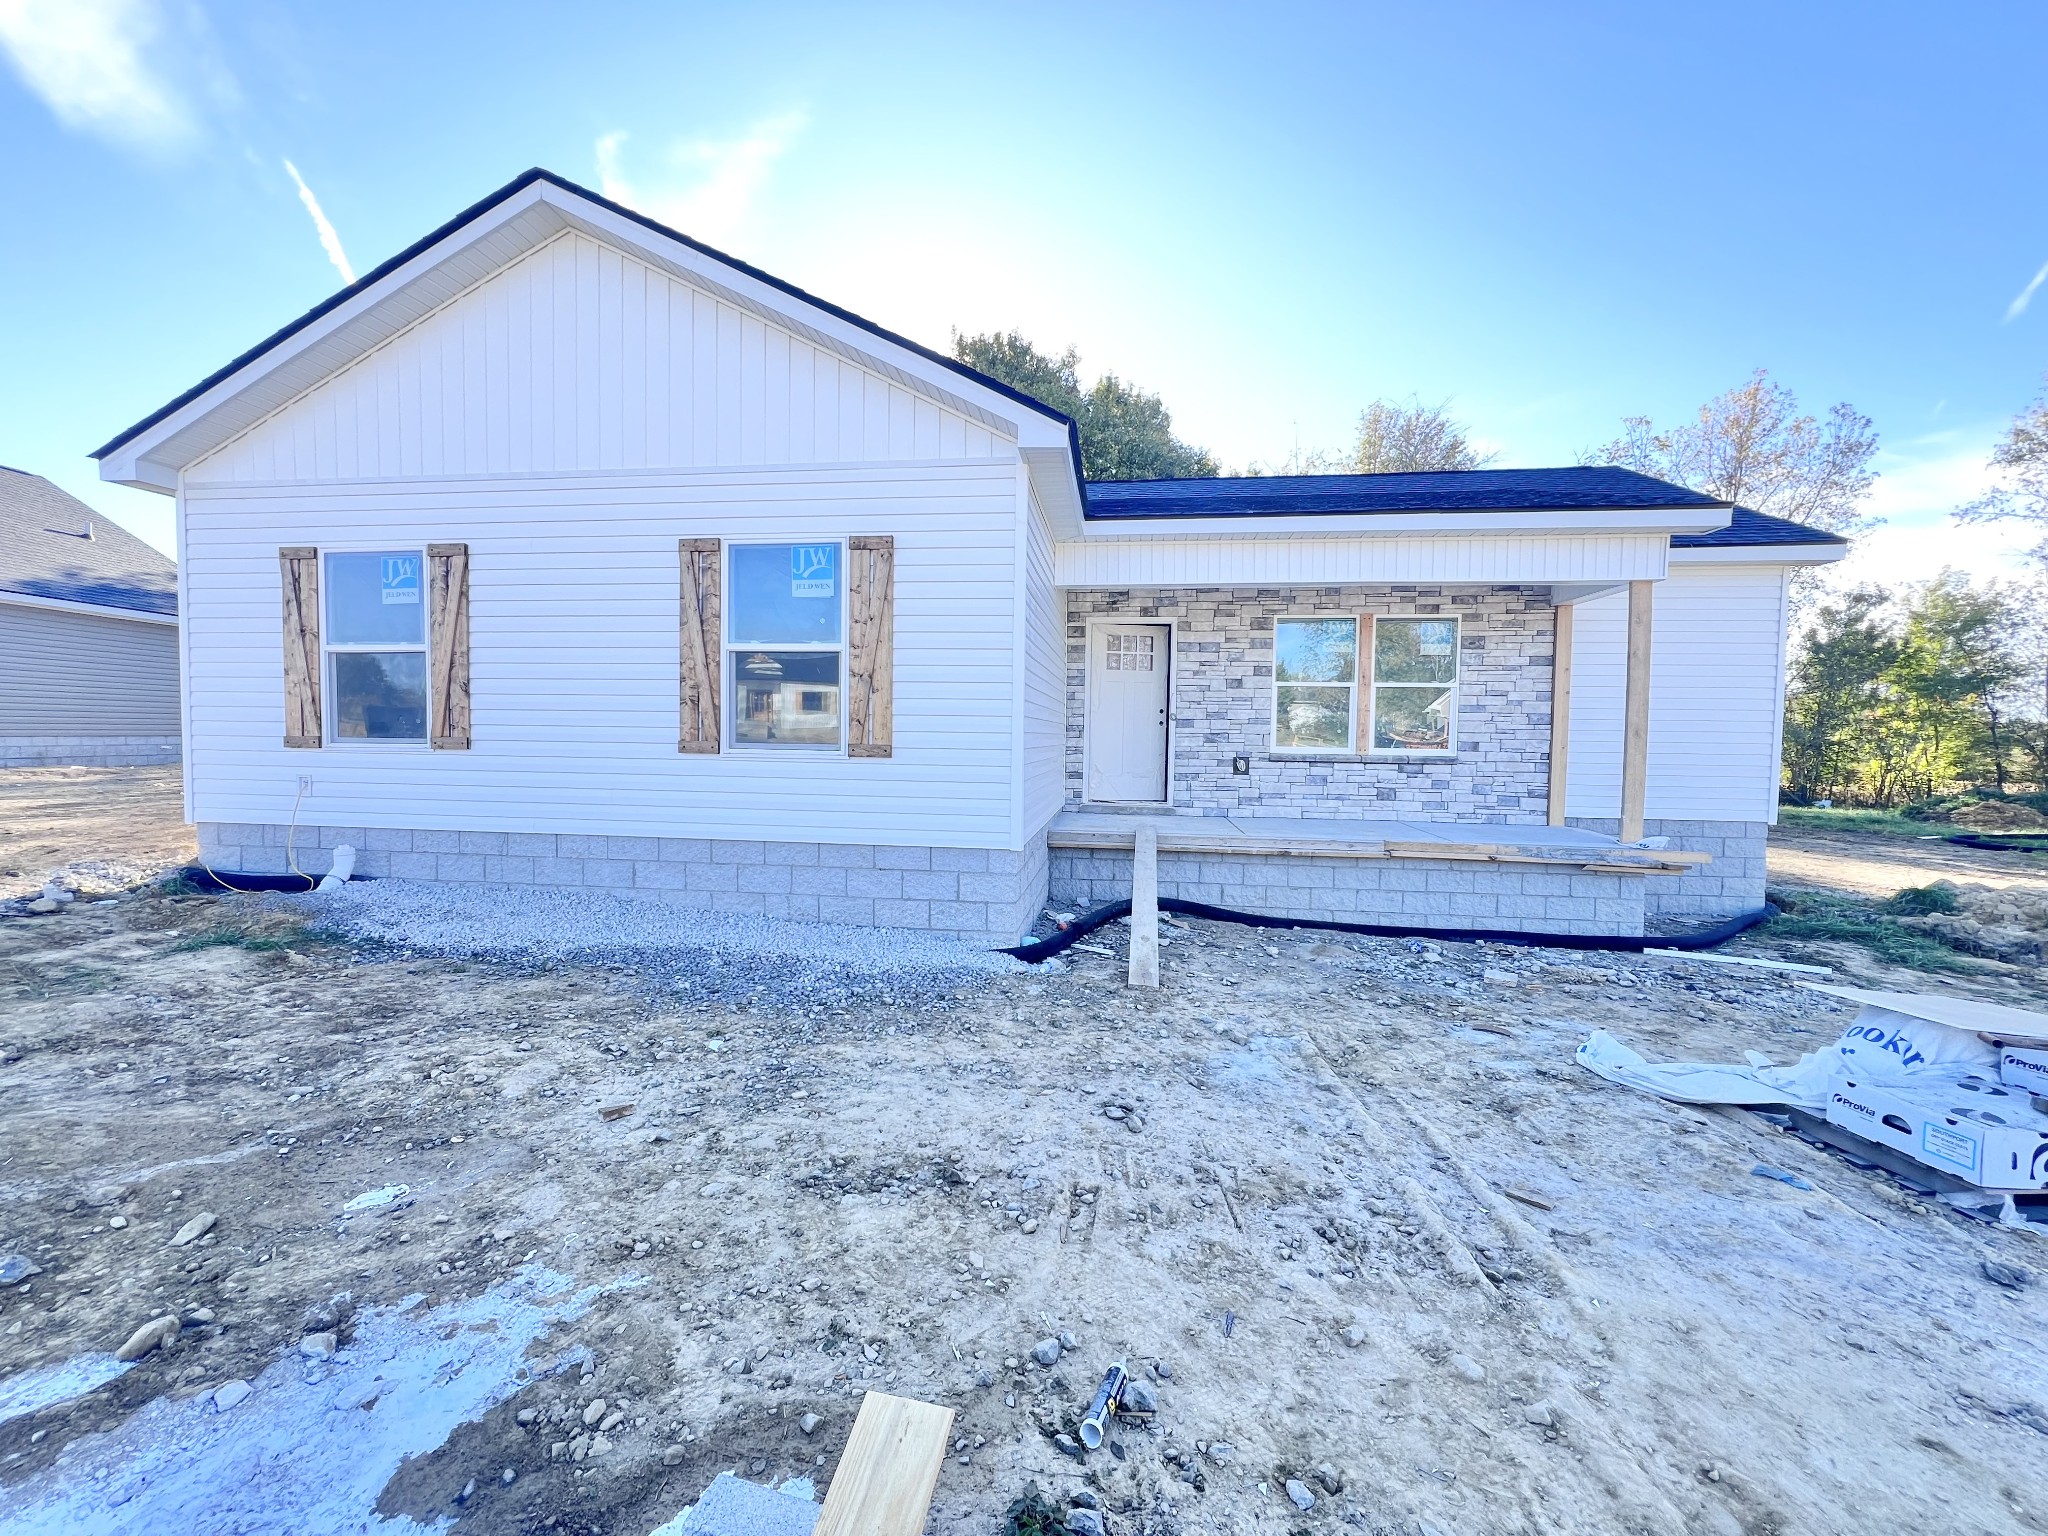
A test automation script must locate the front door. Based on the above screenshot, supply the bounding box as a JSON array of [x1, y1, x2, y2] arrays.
[[1086, 624, 1170, 803]]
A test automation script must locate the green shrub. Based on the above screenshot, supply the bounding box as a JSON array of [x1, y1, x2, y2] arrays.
[[1884, 884, 1960, 916]]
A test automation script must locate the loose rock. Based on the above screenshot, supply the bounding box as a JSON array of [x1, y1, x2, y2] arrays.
[[1449, 1352, 1486, 1382], [1032, 1338, 1062, 1366], [212, 1380, 252, 1411], [1982, 1259, 2032, 1290], [1525, 1401, 1558, 1427], [583, 1398, 608, 1426], [800, 1413, 821, 1435], [299, 1332, 338, 1360], [1286, 1478, 1317, 1512], [116, 1315, 180, 1361], [170, 1212, 218, 1247]]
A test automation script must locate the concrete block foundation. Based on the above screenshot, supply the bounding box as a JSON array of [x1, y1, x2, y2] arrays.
[[198, 823, 1051, 947]]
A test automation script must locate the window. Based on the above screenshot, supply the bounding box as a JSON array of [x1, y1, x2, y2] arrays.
[[1105, 632, 1156, 671], [728, 541, 843, 748], [1273, 616, 1357, 751], [1370, 616, 1459, 753], [325, 551, 427, 742]]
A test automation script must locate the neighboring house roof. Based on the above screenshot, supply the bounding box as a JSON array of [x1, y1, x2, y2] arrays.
[[0, 467, 177, 617], [91, 167, 1082, 472], [1080, 466, 1728, 520], [1670, 505, 1848, 548]]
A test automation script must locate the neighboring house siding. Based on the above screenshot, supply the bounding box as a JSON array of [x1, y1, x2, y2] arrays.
[[0, 602, 180, 736], [1020, 491, 1063, 836], [1565, 563, 1789, 823], [1054, 533, 1669, 588], [181, 462, 1021, 848], [188, 231, 1010, 486], [1064, 584, 1555, 823]]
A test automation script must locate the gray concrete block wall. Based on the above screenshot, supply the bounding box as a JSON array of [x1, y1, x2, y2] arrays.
[[1048, 847, 1645, 937], [196, 822, 1044, 945], [1566, 817, 1769, 920], [1064, 584, 1555, 822], [2, 734, 180, 767]]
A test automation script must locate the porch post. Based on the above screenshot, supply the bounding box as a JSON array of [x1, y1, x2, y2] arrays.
[[1619, 580, 1654, 843], [1546, 602, 1574, 826]]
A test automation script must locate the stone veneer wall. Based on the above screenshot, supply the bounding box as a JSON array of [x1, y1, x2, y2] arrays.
[[1049, 847, 1645, 937], [1567, 818, 1770, 920], [1064, 585, 1555, 821], [197, 822, 1050, 946], [1, 735, 180, 767]]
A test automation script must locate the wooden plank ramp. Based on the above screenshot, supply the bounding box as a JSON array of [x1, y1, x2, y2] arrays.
[[814, 1391, 954, 1536]]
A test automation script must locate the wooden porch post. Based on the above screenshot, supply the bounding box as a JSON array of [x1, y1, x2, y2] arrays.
[[1620, 579, 1654, 843], [1546, 602, 1574, 826]]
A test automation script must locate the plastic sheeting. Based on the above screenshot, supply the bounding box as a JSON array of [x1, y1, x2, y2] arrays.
[[1577, 996, 2003, 1111]]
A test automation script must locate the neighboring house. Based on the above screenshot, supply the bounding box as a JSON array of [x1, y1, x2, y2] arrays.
[[1, 466, 180, 767], [93, 170, 1844, 943]]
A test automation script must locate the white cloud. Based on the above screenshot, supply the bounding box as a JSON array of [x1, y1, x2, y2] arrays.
[[0, 0, 199, 150], [2006, 259, 2048, 323], [595, 113, 807, 248], [283, 159, 355, 285], [1827, 434, 2034, 591]]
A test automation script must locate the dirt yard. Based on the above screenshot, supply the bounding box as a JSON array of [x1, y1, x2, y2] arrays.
[[1768, 820, 2048, 903], [3, 773, 2047, 1535]]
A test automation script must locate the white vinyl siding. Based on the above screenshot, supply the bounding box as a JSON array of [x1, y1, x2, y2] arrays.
[[1021, 490, 1063, 834], [187, 232, 1008, 486], [1565, 564, 1790, 822], [1054, 533, 1669, 588], [180, 464, 1019, 846], [0, 602, 181, 737]]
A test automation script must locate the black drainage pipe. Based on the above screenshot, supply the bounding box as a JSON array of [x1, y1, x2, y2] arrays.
[[1001, 896, 1776, 965], [174, 866, 323, 894]]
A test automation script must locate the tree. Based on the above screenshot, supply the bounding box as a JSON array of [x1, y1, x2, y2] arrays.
[[1878, 574, 2025, 800], [952, 331, 1218, 481], [1590, 369, 1879, 535], [1781, 587, 1900, 803], [1340, 397, 1496, 474], [1959, 376, 2048, 569]]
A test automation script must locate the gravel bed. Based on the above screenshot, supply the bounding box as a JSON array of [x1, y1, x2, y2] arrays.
[[294, 878, 1027, 1008]]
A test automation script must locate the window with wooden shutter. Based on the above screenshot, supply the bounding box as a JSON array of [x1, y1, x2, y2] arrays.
[[847, 535, 895, 758], [428, 543, 471, 749], [279, 547, 322, 748], [679, 538, 722, 753]]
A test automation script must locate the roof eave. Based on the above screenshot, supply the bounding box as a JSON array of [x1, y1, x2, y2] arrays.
[[1070, 503, 1734, 540]]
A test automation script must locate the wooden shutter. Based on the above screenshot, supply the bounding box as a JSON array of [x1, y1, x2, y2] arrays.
[[428, 543, 471, 749], [279, 547, 322, 748], [679, 538, 722, 753], [847, 535, 896, 758]]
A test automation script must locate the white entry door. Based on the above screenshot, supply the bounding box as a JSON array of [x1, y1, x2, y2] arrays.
[[1086, 624, 1170, 803]]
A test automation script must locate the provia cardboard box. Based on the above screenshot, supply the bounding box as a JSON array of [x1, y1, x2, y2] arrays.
[[1998, 1046, 2048, 1096], [1826, 1074, 2048, 1191]]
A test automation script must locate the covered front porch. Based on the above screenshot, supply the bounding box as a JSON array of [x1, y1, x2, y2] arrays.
[[1045, 810, 1709, 937]]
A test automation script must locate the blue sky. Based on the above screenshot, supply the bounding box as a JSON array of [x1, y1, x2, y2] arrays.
[[2, 1, 2044, 587]]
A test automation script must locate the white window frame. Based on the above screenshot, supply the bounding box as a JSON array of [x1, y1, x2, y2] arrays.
[[1368, 614, 1461, 756], [1269, 613, 1361, 756], [723, 538, 848, 755], [322, 546, 429, 749]]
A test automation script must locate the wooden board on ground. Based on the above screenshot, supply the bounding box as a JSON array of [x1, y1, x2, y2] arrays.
[[814, 1391, 954, 1536]]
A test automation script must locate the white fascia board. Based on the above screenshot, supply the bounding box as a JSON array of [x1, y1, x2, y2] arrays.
[[1669, 543, 1847, 566], [0, 590, 178, 625], [1073, 506, 1731, 541], [99, 186, 561, 492]]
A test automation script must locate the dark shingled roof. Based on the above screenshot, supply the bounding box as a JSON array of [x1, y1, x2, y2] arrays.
[[1080, 466, 1726, 519], [1671, 505, 1848, 548], [0, 467, 177, 617]]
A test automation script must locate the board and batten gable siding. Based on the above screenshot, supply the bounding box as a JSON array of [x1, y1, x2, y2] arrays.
[[186, 231, 1009, 486], [1564, 563, 1790, 823], [178, 463, 1021, 846], [1020, 487, 1063, 835], [0, 602, 180, 737]]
